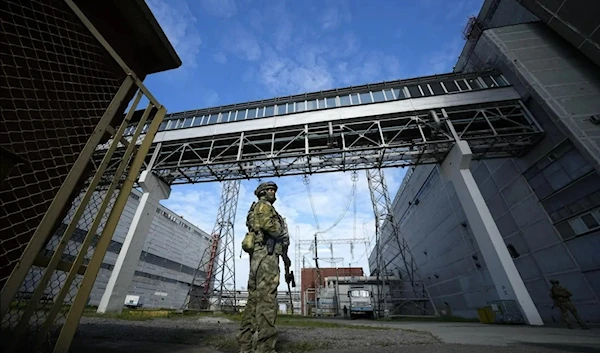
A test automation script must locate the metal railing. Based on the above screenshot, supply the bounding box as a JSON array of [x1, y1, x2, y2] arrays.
[[0, 1, 168, 352]]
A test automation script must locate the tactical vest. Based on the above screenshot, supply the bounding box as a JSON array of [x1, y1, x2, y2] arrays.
[[241, 200, 287, 255]]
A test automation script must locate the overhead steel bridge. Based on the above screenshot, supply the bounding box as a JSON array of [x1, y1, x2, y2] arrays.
[[97, 70, 544, 184]]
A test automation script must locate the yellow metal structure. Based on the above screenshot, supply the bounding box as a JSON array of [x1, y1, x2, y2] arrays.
[[477, 306, 496, 324]]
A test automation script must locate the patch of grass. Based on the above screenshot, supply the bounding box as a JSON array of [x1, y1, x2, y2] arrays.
[[81, 307, 247, 322], [381, 315, 479, 323], [274, 316, 393, 330], [81, 307, 184, 321]]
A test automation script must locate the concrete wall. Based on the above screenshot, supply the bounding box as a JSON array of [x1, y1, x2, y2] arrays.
[[382, 21, 600, 324], [515, 0, 600, 67], [468, 23, 600, 172]]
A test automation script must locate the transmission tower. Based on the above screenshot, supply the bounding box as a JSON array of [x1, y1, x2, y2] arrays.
[[183, 180, 240, 312], [366, 169, 437, 318]]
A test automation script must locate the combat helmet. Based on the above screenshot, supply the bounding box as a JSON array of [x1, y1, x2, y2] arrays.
[[254, 181, 278, 197], [550, 279, 559, 285]]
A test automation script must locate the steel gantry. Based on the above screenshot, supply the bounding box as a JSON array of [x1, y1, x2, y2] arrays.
[[92, 70, 545, 325], [147, 101, 541, 184], [95, 71, 544, 185]]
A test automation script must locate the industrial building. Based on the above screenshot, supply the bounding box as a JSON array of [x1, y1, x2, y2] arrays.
[[300, 267, 364, 316], [369, 0, 600, 324], [91, 188, 211, 309], [16, 187, 211, 310]]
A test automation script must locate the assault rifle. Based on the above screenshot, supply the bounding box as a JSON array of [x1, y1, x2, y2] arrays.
[[283, 254, 296, 314]]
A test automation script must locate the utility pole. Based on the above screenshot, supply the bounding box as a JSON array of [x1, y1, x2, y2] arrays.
[[313, 232, 321, 315]]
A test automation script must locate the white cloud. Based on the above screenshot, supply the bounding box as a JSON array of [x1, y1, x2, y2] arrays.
[[334, 51, 402, 87], [200, 0, 237, 18], [222, 24, 262, 61], [253, 36, 402, 96], [319, 1, 352, 30], [257, 55, 335, 95], [147, 0, 203, 69], [213, 52, 227, 64], [220, 3, 402, 96]]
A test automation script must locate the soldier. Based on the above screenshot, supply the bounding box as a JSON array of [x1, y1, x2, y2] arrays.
[[237, 181, 290, 353], [549, 279, 589, 330]]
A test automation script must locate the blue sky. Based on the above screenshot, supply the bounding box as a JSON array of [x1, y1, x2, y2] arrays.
[[143, 0, 483, 290]]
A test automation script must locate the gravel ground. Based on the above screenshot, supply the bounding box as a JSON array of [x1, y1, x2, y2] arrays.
[[71, 316, 598, 353], [75, 315, 438, 352]]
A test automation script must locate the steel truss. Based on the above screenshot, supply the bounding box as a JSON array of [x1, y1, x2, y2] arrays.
[[367, 169, 437, 318], [130, 100, 543, 184], [183, 180, 240, 312]]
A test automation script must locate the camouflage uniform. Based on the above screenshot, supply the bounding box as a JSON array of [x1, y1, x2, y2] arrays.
[[549, 279, 589, 329], [237, 182, 289, 353]]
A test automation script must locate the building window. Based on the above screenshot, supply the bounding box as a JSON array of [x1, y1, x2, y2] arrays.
[[339, 95, 351, 106], [442, 80, 459, 92], [192, 116, 204, 126], [523, 140, 594, 200], [359, 92, 372, 104], [265, 105, 275, 117], [372, 90, 385, 102], [556, 207, 600, 240], [406, 85, 421, 98], [326, 97, 337, 108], [429, 82, 445, 95]]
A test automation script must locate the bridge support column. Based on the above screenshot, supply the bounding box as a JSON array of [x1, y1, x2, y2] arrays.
[[97, 170, 170, 314], [440, 140, 543, 326]]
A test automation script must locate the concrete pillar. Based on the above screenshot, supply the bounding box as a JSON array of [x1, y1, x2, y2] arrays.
[[440, 141, 543, 326], [97, 170, 170, 314]]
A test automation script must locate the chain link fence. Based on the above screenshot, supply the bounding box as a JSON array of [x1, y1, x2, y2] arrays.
[[0, 0, 125, 289], [1, 0, 168, 352], [1, 181, 123, 352]]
